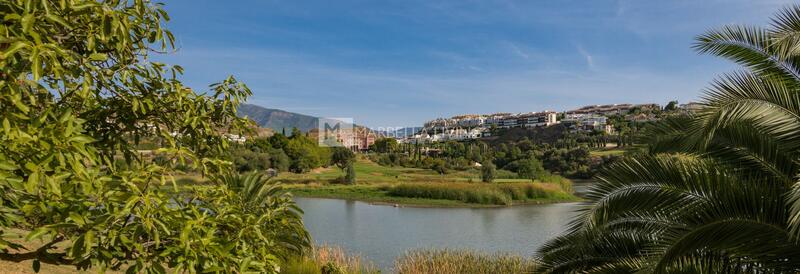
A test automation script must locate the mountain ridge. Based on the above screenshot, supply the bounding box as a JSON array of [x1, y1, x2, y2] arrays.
[[237, 104, 319, 132]]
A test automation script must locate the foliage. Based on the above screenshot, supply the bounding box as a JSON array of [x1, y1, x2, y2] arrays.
[[331, 147, 355, 170], [369, 137, 398, 153], [430, 159, 448, 175], [394, 249, 538, 274], [480, 161, 495, 183], [283, 133, 331, 173], [664, 100, 678, 111], [204, 172, 311, 271], [230, 146, 271, 172], [282, 245, 378, 274], [387, 183, 572, 206], [537, 6, 800, 273], [344, 162, 356, 185], [0, 0, 307, 272], [505, 157, 546, 180]]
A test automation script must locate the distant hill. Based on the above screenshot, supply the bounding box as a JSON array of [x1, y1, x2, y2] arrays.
[[238, 104, 319, 133]]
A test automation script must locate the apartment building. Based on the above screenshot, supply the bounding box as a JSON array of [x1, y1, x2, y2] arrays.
[[562, 114, 614, 133]]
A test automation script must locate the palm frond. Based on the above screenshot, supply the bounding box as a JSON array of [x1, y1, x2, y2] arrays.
[[694, 25, 800, 83]]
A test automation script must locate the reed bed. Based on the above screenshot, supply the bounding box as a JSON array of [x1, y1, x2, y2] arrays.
[[387, 182, 571, 205], [282, 245, 379, 274], [394, 249, 538, 274]]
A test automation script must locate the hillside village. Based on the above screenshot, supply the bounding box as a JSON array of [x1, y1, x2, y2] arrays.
[[396, 102, 702, 143], [236, 101, 703, 151]]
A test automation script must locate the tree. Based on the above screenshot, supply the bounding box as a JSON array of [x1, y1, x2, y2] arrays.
[[664, 100, 679, 111], [344, 162, 356, 184], [331, 147, 355, 170], [515, 157, 546, 180], [431, 159, 448, 175], [538, 6, 800, 273], [371, 137, 398, 153], [480, 161, 496, 183], [0, 1, 308, 272]]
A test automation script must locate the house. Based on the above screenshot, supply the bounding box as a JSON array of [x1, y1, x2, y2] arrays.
[[679, 102, 704, 113], [561, 114, 613, 133], [225, 134, 247, 143]]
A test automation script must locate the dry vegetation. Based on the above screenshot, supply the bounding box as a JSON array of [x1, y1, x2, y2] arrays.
[[394, 249, 538, 274]]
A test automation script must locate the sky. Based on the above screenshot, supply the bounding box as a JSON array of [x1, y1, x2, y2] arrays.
[[156, 0, 795, 128]]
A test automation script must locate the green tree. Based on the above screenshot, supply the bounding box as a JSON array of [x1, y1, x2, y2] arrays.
[[331, 147, 355, 170], [431, 159, 448, 175], [515, 157, 546, 180], [664, 100, 679, 111], [538, 6, 800, 273], [270, 148, 291, 172], [480, 161, 496, 183], [371, 137, 398, 153], [344, 162, 356, 184], [0, 1, 308, 272]]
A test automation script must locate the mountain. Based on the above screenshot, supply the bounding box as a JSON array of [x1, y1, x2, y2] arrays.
[[237, 104, 319, 132]]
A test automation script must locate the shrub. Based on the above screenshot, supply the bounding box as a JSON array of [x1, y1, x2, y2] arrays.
[[480, 161, 496, 183], [345, 162, 357, 184], [283, 245, 378, 274]]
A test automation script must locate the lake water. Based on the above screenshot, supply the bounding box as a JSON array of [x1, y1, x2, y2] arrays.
[[296, 197, 582, 272]]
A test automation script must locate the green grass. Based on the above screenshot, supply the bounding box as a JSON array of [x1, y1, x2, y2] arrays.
[[287, 184, 485, 207], [274, 158, 489, 185], [589, 148, 627, 157], [175, 157, 580, 207], [388, 182, 576, 206]]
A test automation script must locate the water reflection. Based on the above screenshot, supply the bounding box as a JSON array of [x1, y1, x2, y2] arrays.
[[296, 197, 581, 272]]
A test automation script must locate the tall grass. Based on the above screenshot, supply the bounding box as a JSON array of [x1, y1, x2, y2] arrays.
[[394, 249, 538, 274], [282, 245, 378, 274], [387, 182, 572, 205]]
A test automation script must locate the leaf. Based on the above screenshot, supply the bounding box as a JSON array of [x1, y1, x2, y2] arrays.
[[44, 14, 70, 28], [1, 41, 29, 58], [31, 50, 41, 80], [32, 259, 40, 273], [25, 228, 48, 241], [89, 53, 107, 61], [21, 14, 35, 33], [2, 118, 9, 136]]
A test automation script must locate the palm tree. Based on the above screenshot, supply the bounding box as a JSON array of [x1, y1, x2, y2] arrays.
[[212, 172, 311, 260], [537, 5, 800, 273]]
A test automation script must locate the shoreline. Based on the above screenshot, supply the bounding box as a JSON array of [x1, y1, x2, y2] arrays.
[[291, 191, 583, 208]]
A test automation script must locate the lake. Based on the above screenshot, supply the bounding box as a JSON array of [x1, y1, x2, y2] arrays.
[[296, 197, 582, 272]]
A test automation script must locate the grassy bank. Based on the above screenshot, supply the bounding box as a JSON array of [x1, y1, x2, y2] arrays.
[[281, 158, 579, 207], [388, 182, 574, 206], [173, 158, 581, 207]]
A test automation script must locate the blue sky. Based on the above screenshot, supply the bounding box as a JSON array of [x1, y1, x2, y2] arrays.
[[156, 0, 793, 128]]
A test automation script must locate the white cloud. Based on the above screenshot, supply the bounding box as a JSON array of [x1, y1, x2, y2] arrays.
[[576, 45, 594, 70]]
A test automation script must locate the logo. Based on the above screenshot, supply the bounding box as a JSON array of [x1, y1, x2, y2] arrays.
[[318, 117, 354, 147]]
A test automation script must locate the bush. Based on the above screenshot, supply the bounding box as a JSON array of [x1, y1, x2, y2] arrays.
[[282, 245, 378, 274], [503, 157, 546, 180], [345, 162, 357, 184], [480, 161, 496, 183]]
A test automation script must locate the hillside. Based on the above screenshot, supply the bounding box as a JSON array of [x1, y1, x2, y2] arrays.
[[238, 104, 319, 132]]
